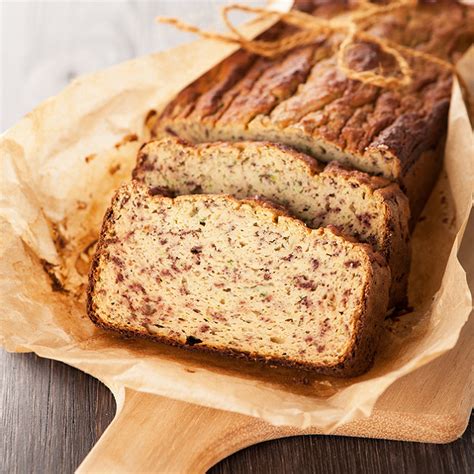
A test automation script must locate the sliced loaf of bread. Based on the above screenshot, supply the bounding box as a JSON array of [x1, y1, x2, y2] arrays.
[[88, 182, 390, 376], [133, 138, 410, 307], [149, 0, 474, 221]]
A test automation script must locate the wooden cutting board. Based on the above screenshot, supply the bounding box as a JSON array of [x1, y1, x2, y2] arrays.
[[76, 313, 472, 473]]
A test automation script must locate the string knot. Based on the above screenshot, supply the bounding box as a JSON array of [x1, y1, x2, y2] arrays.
[[156, 1, 456, 90]]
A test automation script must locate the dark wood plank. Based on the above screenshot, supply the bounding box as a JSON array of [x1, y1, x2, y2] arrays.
[[210, 417, 472, 474], [1, 350, 471, 474], [0, 351, 115, 474]]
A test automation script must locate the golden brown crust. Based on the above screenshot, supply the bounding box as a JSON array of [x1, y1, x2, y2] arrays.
[[374, 183, 410, 306], [88, 183, 390, 377], [152, 3, 471, 219], [85, 315, 379, 376]]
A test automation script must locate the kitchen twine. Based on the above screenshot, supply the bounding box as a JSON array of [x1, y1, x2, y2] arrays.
[[156, 0, 457, 90]]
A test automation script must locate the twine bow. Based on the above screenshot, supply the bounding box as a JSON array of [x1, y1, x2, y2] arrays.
[[156, 1, 456, 90]]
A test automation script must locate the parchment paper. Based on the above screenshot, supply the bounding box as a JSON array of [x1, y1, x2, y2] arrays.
[[0, 5, 472, 429]]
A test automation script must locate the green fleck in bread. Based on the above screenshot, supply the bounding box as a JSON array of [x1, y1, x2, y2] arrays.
[[133, 138, 410, 307], [88, 182, 390, 376]]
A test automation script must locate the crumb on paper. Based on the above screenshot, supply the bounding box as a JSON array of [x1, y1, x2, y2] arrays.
[[114, 133, 138, 149], [109, 163, 121, 175], [84, 154, 96, 163], [145, 109, 157, 123], [40, 259, 68, 293], [144, 110, 158, 130], [51, 222, 68, 250]]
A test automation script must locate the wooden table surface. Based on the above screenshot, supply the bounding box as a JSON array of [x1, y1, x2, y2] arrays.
[[1, 349, 471, 474]]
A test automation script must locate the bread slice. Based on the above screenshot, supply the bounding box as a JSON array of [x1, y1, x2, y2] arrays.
[[133, 138, 410, 307], [88, 182, 390, 376], [150, 2, 473, 221]]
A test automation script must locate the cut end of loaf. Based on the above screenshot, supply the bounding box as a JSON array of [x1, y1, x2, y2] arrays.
[[150, 2, 466, 222], [133, 137, 409, 307], [88, 182, 390, 376]]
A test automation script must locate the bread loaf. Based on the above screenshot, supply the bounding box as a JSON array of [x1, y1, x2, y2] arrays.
[[151, 3, 472, 221], [88, 182, 390, 376], [134, 138, 410, 307]]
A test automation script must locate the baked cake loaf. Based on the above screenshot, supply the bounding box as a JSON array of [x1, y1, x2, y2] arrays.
[[133, 137, 410, 307], [151, 3, 472, 221], [88, 182, 390, 376]]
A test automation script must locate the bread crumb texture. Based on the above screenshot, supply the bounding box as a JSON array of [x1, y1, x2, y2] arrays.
[[134, 138, 409, 306], [88, 183, 390, 375]]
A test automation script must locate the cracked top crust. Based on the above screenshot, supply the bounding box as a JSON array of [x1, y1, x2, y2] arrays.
[[154, 3, 472, 182]]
